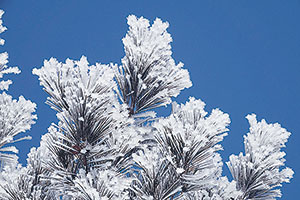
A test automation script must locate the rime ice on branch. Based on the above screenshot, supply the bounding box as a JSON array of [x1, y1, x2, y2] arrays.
[[0, 10, 20, 91], [130, 97, 231, 199], [113, 15, 192, 117], [31, 15, 293, 200], [0, 12, 292, 200], [32, 56, 138, 199], [227, 114, 293, 200], [0, 10, 37, 199], [0, 10, 36, 167]]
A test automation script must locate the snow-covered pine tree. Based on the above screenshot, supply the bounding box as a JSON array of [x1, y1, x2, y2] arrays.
[[0, 11, 293, 200]]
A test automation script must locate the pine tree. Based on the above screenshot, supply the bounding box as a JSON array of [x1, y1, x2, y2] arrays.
[[0, 11, 293, 200]]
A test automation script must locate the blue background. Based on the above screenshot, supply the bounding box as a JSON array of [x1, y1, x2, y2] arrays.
[[1, 1, 299, 198]]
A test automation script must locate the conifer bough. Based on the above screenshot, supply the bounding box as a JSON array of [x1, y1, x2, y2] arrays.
[[0, 11, 293, 200]]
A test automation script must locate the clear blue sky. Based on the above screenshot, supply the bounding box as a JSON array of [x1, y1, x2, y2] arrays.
[[1, 1, 299, 198]]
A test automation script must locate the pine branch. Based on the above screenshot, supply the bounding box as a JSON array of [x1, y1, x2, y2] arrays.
[[227, 114, 294, 200], [113, 15, 191, 117]]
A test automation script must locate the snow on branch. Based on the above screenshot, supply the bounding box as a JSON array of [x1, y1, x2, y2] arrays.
[[59, 168, 131, 199], [0, 11, 292, 200], [130, 97, 231, 199], [33, 56, 119, 144], [0, 10, 7, 46], [33, 56, 121, 170], [32, 56, 143, 198], [131, 146, 182, 200], [182, 177, 241, 200], [113, 15, 192, 116], [0, 145, 56, 199], [227, 114, 294, 200], [155, 97, 230, 190], [0, 93, 36, 165], [0, 10, 36, 167], [0, 10, 20, 91]]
